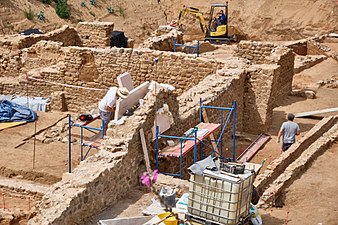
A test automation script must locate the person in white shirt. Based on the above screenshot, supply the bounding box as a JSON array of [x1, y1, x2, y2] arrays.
[[99, 87, 129, 134]]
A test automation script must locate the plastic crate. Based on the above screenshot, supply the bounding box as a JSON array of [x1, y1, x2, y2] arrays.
[[187, 168, 255, 225]]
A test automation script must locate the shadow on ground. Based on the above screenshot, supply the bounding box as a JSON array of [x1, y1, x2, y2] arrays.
[[261, 213, 286, 225]]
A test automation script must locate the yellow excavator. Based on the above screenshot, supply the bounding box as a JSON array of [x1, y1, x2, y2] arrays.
[[177, 2, 236, 43]]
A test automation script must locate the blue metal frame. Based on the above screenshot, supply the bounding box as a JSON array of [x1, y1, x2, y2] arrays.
[[199, 98, 237, 161], [173, 38, 200, 57], [67, 114, 105, 173], [155, 98, 237, 178], [156, 126, 198, 178]]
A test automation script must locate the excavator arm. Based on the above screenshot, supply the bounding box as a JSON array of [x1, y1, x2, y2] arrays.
[[177, 6, 208, 35]]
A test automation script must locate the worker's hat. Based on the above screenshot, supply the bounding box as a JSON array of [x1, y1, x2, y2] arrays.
[[117, 87, 130, 99]]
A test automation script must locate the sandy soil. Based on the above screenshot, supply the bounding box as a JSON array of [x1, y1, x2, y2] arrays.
[[1, 0, 337, 45], [293, 57, 338, 90], [0, 191, 35, 211], [86, 188, 156, 225], [261, 142, 338, 225], [250, 45, 338, 173], [0, 112, 98, 184]]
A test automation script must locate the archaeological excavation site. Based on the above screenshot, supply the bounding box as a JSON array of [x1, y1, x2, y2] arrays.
[[0, 0, 337, 225]]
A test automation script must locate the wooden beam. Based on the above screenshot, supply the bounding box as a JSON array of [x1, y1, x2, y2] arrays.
[[139, 128, 151, 173]]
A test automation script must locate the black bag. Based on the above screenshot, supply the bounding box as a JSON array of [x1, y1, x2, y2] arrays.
[[251, 186, 260, 205], [110, 31, 128, 48]]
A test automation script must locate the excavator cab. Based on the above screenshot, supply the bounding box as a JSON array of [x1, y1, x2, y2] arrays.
[[206, 3, 231, 43], [177, 2, 235, 44]]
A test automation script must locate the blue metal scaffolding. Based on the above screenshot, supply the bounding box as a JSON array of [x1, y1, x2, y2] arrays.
[[67, 114, 104, 173], [173, 38, 200, 57], [155, 98, 236, 178], [200, 98, 237, 161]]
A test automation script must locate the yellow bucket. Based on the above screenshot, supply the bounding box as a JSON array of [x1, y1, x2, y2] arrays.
[[158, 212, 178, 225]]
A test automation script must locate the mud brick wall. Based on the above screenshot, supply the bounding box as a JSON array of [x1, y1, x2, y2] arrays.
[[16, 25, 82, 49], [21, 41, 66, 74], [76, 22, 114, 48], [141, 29, 184, 51]]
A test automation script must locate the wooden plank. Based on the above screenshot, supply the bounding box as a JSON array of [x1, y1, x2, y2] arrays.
[[295, 107, 338, 118], [0, 121, 26, 131], [117, 72, 134, 91], [114, 82, 150, 120], [160, 123, 221, 157], [202, 109, 218, 151], [139, 128, 151, 173], [237, 133, 271, 163]]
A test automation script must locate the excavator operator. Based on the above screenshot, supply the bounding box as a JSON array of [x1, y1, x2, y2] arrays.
[[211, 10, 226, 31]]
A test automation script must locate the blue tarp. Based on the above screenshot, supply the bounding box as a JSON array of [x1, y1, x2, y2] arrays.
[[0, 95, 49, 112], [0, 100, 37, 122]]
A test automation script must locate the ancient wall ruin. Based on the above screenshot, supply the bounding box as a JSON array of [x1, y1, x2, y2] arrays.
[[76, 22, 114, 48], [285, 39, 308, 55], [0, 22, 301, 224], [1, 42, 221, 112], [236, 41, 294, 134], [28, 88, 178, 225], [0, 25, 81, 76]]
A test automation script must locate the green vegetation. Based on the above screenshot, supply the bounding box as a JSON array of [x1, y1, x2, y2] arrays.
[[24, 8, 34, 20], [89, 0, 96, 6], [117, 5, 126, 18], [4, 22, 14, 30], [80, 1, 86, 7], [36, 11, 46, 21], [40, 0, 52, 4], [56, 0, 71, 19], [107, 6, 115, 14]]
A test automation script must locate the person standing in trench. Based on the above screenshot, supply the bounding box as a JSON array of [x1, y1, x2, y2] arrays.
[[277, 113, 300, 152]]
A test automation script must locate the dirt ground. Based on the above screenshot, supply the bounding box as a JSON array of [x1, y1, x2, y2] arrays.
[[260, 142, 338, 225], [0, 112, 99, 185], [251, 50, 338, 173], [1, 0, 337, 45]]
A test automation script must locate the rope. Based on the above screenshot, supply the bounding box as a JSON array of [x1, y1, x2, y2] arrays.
[[26, 76, 107, 91]]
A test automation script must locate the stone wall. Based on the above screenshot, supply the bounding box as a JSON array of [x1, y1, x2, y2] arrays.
[[76, 22, 114, 48], [140, 28, 184, 51], [0, 25, 81, 76], [259, 121, 338, 207], [235, 41, 277, 64], [28, 88, 177, 225], [235, 41, 294, 133], [243, 64, 279, 133], [284, 39, 308, 55], [1, 43, 221, 112]]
